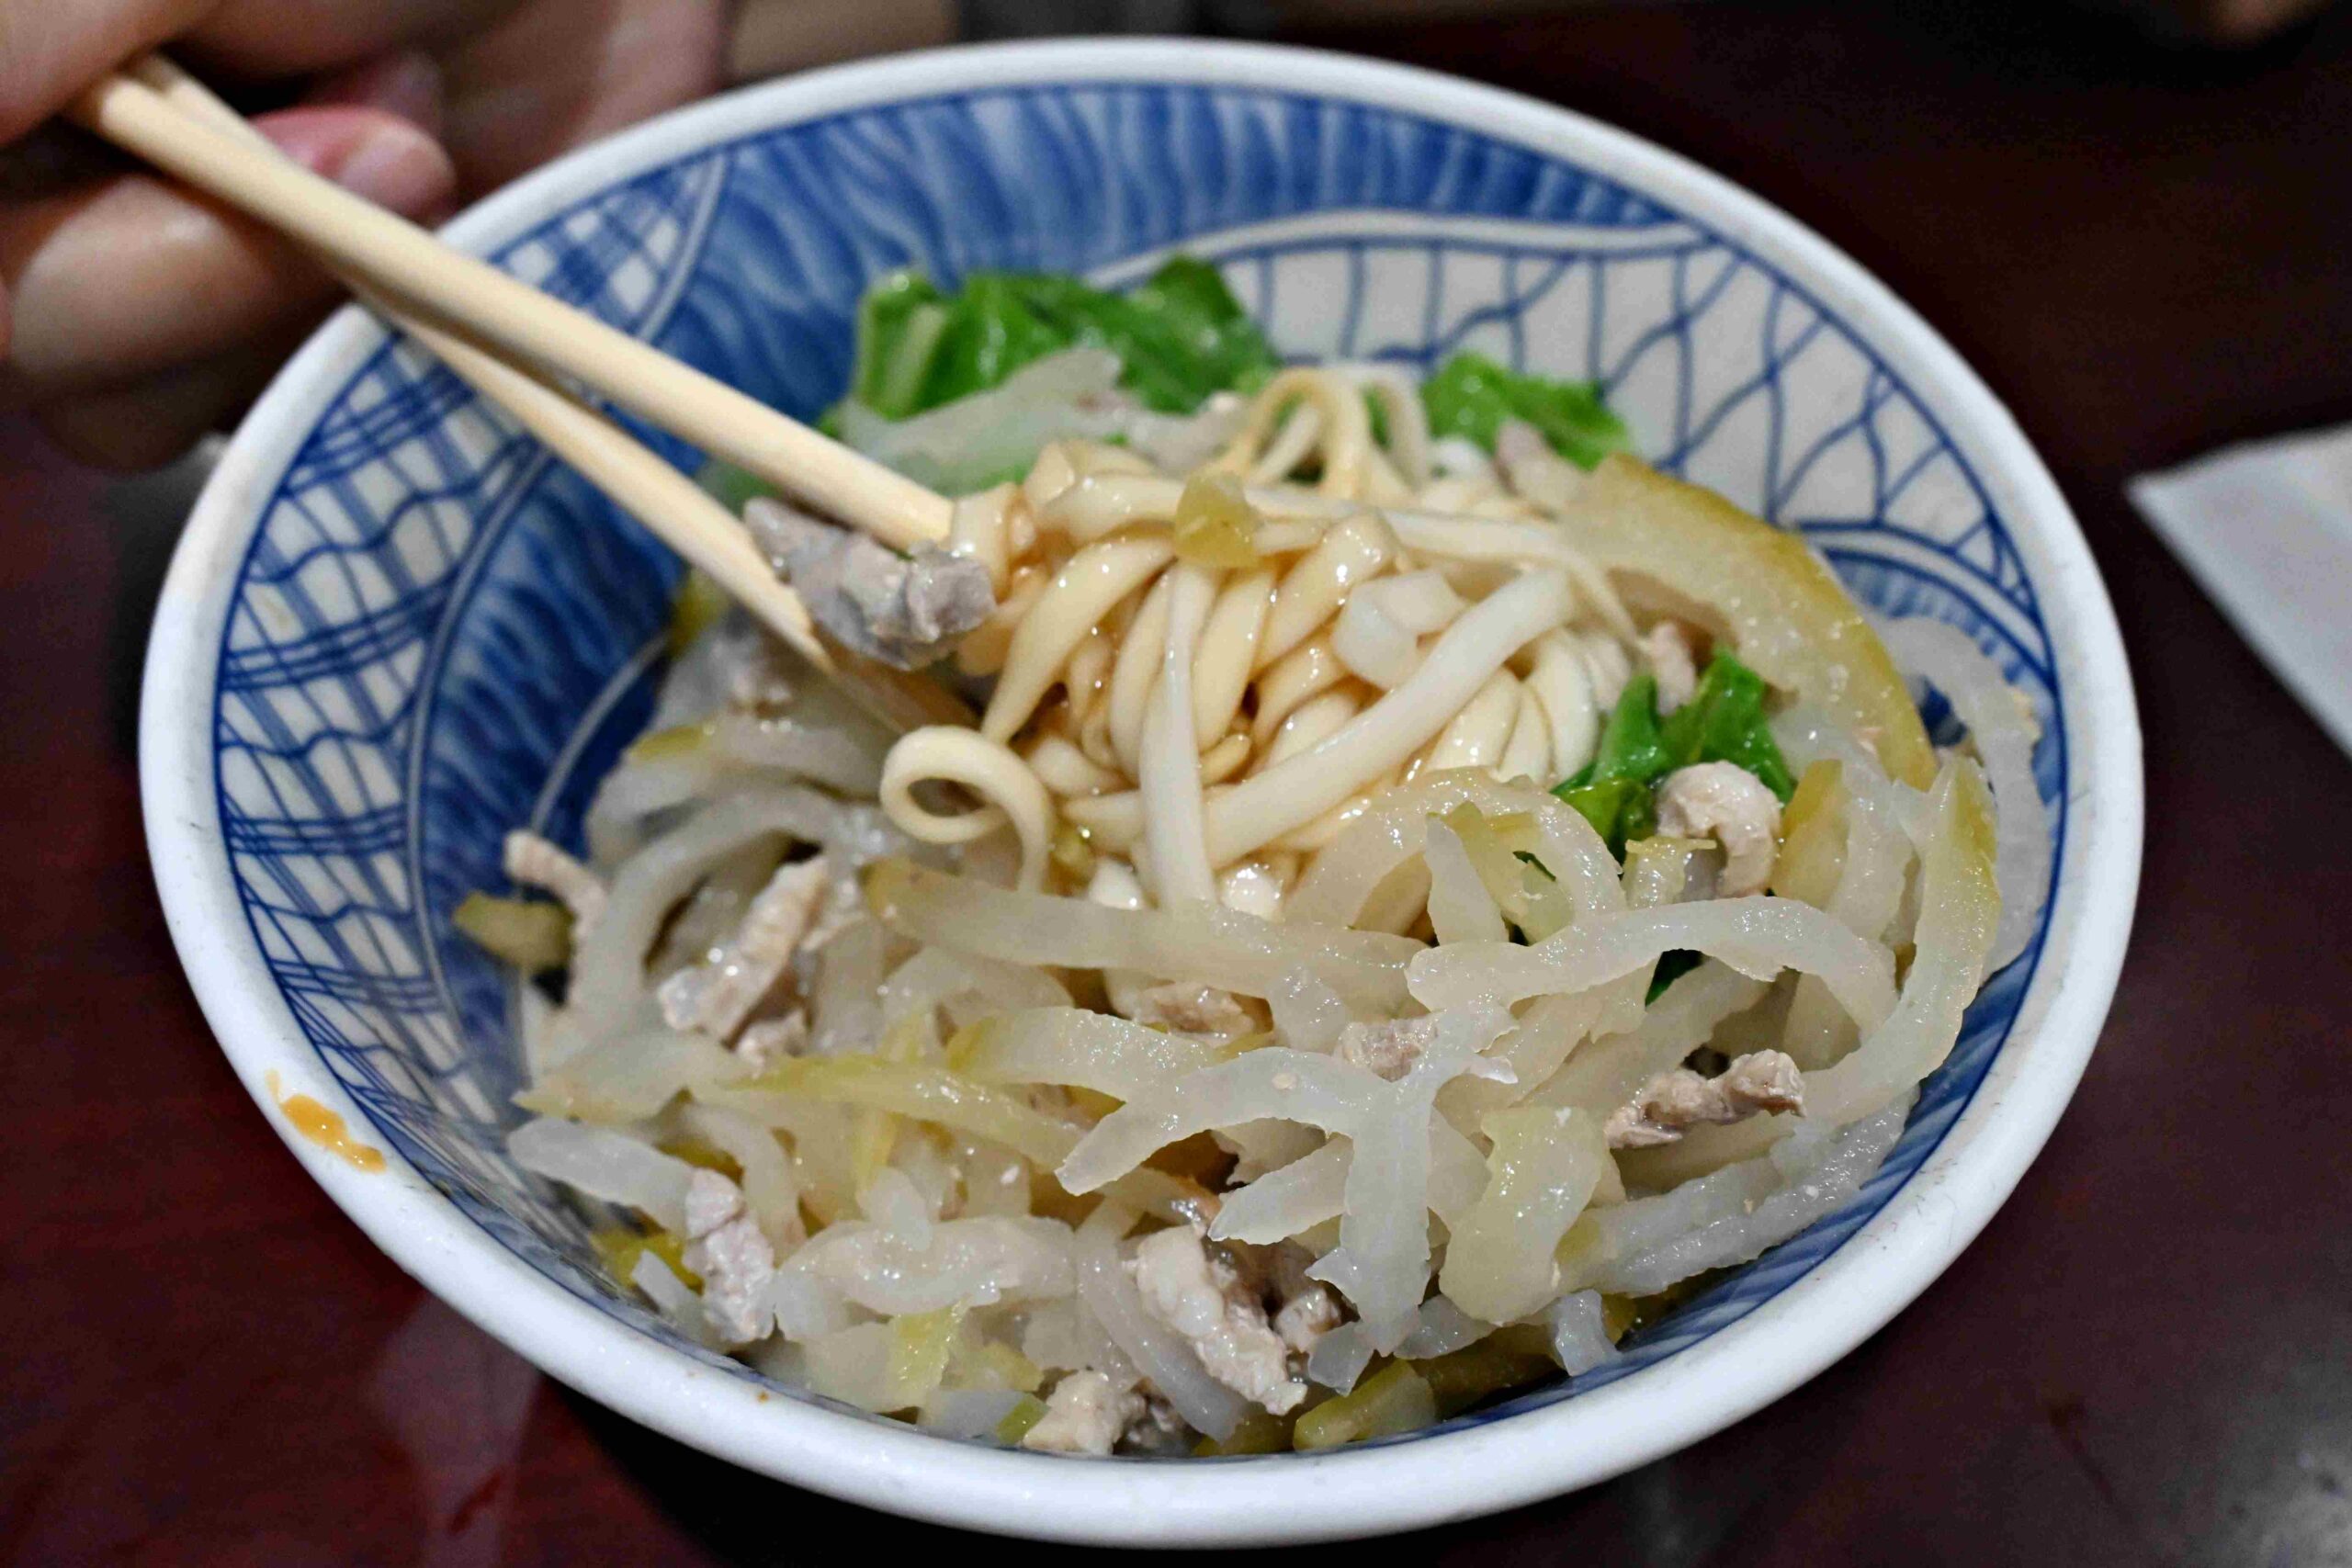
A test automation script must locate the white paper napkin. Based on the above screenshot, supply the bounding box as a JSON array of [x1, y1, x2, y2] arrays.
[[2130, 423, 2352, 760]]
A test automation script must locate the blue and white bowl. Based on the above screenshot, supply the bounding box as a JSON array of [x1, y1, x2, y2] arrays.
[[143, 40, 2142, 1546]]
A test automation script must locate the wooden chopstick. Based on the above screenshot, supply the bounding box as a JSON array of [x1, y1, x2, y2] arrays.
[[124, 56, 978, 735], [120, 55, 831, 676], [69, 65, 954, 555]]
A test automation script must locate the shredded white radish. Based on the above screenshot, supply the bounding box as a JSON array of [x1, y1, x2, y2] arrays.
[[511, 1118, 697, 1233], [517, 1021, 751, 1124], [868, 858, 1417, 1011], [483, 353, 2015, 1457], [1268, 970, 1351, 1053], [571, 787, 897, 1022], [679, 1103, 800, 1247], [1289, 771, 1622, 928], [1208, 1118, 1487, 1246], [836, 347, 1126, 492], [956, 1008, 1240, 1100], [1438, 1104, 1609, 1324], [878, 946, 1070, 1030], [1525, 961, 1770, 1116], [1582, 1098, 1911, 1296], [1306, 1321, 1375, 1393], [1409, 898, 1896, 1032], [1424, 818, 1507, 943], [1396, 1295, 1495, 1359], [785, 1214, 1075, 1314], [1802, 762, 2000, 1124], [1073, 1205, 1244, 1438], [1880, 617, 2048, 970], [1546, 1291, 1621, 1376], [1306, 1006, 1514, 1350], [631, 1251, 721, 1347]]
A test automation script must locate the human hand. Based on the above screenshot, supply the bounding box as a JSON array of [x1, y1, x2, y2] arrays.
[[0, 0, 730, 468]]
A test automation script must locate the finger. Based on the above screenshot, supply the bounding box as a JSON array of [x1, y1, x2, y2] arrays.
[[33, 321, 306, 470], [438, 0, 729, 191], [0, 124, 136, 203], [256, 100, 457, 220], [301, 48, 447, 141], [0, 0, 211, 144], [0, 0, 512, 146], [187, 0, 522, 80], [0, 106, 453, 397]]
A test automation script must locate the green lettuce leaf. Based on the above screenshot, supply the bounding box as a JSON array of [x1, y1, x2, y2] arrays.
[[1551, 652, 1796, 856], [1420, 352, 1630, 468], [1658, 652, 1797, 801], [838, 257, 1279, 424]]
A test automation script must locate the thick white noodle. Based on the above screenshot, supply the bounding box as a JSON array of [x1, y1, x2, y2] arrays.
[[983, 533, 1175, 743], [1214, 368, 1377, 500], [1104, 571, 1172, 774], [1523, 630, 1601, 780], [1250, 634, 1348, 746], [1420, 669, 1521, 773], [879, 727, 1054, 890], [1339, 363, 1434, 489], [1204, 570, 1577, 864], [1139, 564, 1221, 905], [1879, 617, 2049, 969], [1260, 689, 1361, 771], [1192, 570, 1274, 744], [1258, 513, 1398, 671]]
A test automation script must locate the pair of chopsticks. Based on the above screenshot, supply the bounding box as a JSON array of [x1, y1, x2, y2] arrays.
[[74, 56, 970, 729]]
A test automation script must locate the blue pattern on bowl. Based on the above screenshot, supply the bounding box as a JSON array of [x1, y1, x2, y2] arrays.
[[209, 81, 2063, 1438]]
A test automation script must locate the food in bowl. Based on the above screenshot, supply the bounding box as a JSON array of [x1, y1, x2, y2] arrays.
[[459, 258, 2049, 1455]]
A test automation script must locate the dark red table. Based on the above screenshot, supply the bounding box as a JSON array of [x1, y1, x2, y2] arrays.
[[6, 5, 2349, 1562]]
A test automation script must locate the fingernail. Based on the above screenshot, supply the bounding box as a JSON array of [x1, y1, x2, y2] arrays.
[[323, 121, 457, 217], [259, 107, 458, 217]]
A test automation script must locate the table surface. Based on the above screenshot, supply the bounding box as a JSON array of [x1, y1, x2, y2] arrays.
[[6, 4, 2350, 1563]]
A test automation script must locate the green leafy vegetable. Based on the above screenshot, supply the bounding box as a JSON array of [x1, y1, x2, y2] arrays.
[[1551, 653, 1796, 856], [1582, 672, 1670, 786], [1645, 950, 1703, 1002], [1095, 256, 1283, 410], [851, 270, 953, 418], [918, 275, 1070, 411], [1555, 776, 1656, 857], [1420, 352, 1631, 468], [1657, 652, 1797, 800], [837, 257, 1280, 424]]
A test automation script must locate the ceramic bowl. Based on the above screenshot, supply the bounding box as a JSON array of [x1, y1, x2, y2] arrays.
[[142, 39, 2142, 1546]]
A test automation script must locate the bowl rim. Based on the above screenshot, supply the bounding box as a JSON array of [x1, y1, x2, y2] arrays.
[[141, 36, 2143, 1547]]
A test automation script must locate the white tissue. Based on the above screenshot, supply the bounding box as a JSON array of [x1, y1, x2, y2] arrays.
[[2130, 423, 2352, 759]]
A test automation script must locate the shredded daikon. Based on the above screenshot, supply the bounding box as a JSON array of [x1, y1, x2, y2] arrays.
[[476, 346, 2032, 1455], [1879, 617, 2046, 970]]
